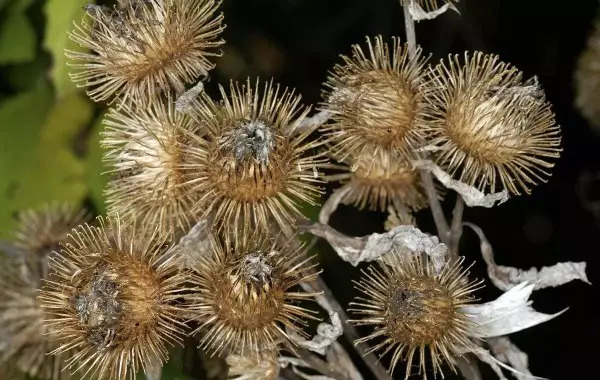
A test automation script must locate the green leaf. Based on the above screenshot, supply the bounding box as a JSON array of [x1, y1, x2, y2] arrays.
[[0, 89, 94, 239], [3, 54, 49, 91], [0, 84, 53, 238], [0, 7, 36, 65], [161, 349, 195, 380], [86, 112, 110, 215], [43, 0, 93, 98]]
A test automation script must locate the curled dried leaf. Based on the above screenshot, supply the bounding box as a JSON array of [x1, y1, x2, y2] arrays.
[[464, 222, 589, 290], [414, 160, 509, 207]]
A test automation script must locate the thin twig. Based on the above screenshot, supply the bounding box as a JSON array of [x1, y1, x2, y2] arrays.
[[449, 194, 465, 257], [420, 171, 451, 245], [403, 3, 451, 245], [296, 346, 351, 380], [456, 355, 483, 380], [304, 277, 390, 380], [403, 2, 417, 55]]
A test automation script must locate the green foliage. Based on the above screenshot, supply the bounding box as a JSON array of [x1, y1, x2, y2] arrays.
[[0, 88, 93, 239], [0, 4, 36, 65], [43, 0, 93, 98]]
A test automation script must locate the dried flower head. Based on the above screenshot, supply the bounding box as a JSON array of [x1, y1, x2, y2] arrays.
[[39, 217, 189, 379], [14, 203, 88, 260], [226, 350, 280, 380], [189, 234, 319, 356], [0, 258, 70, 380], [322, 35, 430, 161], [103, 98, 202, 239], [332, 149, 428, 212], [575, 15, 600, 128], [384, 206, 416, 231], [184, 79, 327, 238], [350, 254, 480, 378], [400, 0, 458, 12], [426, 52, 562, 195], [68, 0, 225, 105], [0, 204, 87, 379]]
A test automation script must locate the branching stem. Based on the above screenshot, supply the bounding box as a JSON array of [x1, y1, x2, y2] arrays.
[[309, 277, 391, 380]]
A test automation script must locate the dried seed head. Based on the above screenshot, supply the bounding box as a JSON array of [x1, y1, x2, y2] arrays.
[[575, 16, 600, 128], [384, 206, 416, 231], [103, 98, 202, 239], [0, 204, 87, 379], [68, 0, 225, 105], [184, 79, 327, 239], [426, 52, 562, 195], [350, 254, 480, 379], [400, 0, 458, 12], [14, 203, 88, 261], [0, 258, 70, 380], [189, 234, 319, 356], [226, 350, 280, 380], [322, 36, 430, 161], [332, 149, 428, 212], [39, 217, 189, 379]]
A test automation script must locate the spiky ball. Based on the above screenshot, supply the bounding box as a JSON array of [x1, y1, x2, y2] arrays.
[[425, 52, 562, 195], [333, 149, 428, 212], [14, 203, 88, 260], [39, 217, 189, 379], [575, 15, 600, 128], [322, 35, 430, 161], [0, 204, 87, 379], [184, 79, 327, 239], [226, 350, 280, 380], [68, 0, 224, 105], [103, 98, 202, 239], [0, 258, 70, 380], [350, 254, 480, 379], [189, 234, 319, 356]]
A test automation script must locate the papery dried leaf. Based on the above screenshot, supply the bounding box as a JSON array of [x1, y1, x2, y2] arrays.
[[465, 222, 589, 290], [319, 184, 352, 224], [488, 337, 533, 380], [414, 160, 508, 207], [167, 218, 213, 269], [460, 282, 565, 338], [456, 356, 482, 380], [292, 110, 332, 135], [289, 312, 343, 355], [175, 81, 205, 113], [303, 223, 447, 270], [407, 1, 459, 21]]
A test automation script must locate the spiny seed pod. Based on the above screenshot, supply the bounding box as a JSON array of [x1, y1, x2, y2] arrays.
[[332, 149, 428, 212], [188, 233, 319, 356], [321, 35, 431, 161], [0, 204, 86, 379], [39, 217, 189, 379], [0, 258, 70, 380], [226, 350, 280, 380], [426, 52, 562, 195], [68, 0, 225, 105], [184, 79, 327, 239], [103, 98, 202, 239], [400, 0, 458, 12], [14, 203, 88, 260], [575, 15, 600, 128], [349, 254, 481, 378]]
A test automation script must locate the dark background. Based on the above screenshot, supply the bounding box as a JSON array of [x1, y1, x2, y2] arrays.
[[1, 0, 598, 379], [213, 0, 600, 378]]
